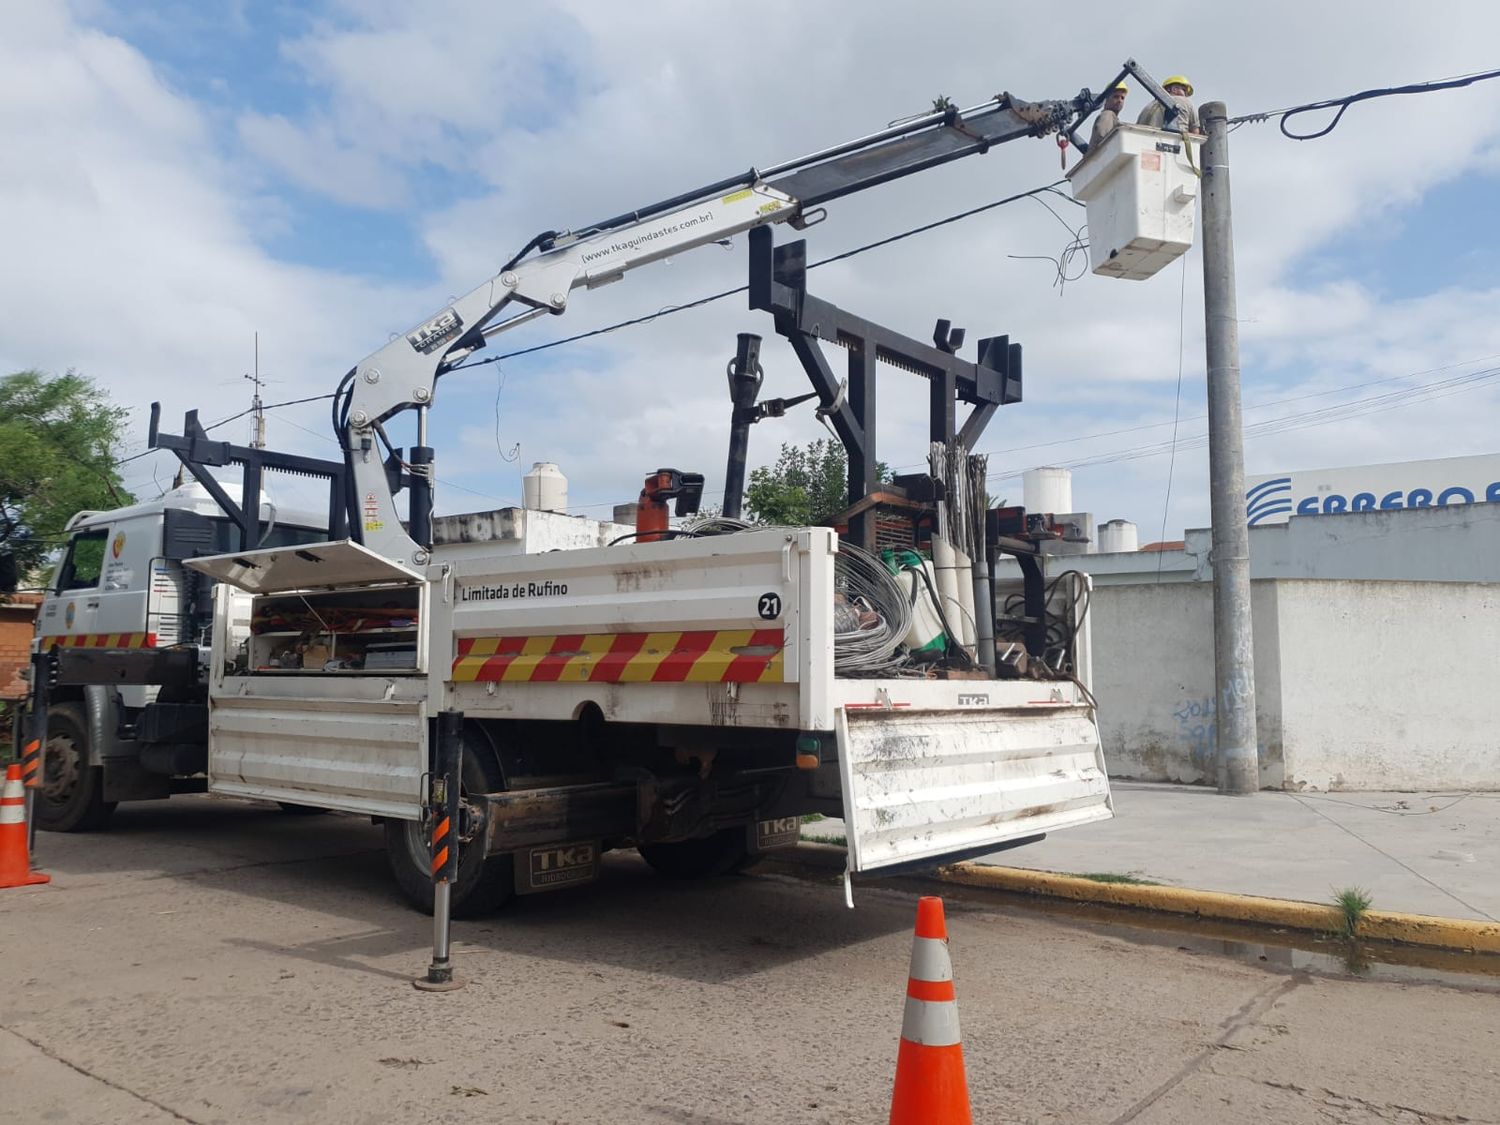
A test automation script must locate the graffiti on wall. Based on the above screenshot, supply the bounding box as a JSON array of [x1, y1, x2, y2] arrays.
[[1172, 696, 1217, 772]]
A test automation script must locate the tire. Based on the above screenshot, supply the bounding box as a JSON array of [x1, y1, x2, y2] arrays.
[[276, 802, 330, 816], [639, 828, 751, 879], [35, 702, 116, 832], [384, 731, 513, 917]]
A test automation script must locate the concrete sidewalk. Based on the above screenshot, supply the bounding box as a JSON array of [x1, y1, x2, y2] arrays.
[[986, 783, 1500, 923], [803, 782, 1500, 923]]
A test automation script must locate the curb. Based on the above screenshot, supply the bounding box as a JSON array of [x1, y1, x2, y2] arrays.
[[934, 863, 1500, 955]]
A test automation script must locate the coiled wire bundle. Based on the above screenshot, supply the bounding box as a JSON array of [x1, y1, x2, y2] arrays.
[[832, 540, 911, 676], [682, 517, 911, 676]]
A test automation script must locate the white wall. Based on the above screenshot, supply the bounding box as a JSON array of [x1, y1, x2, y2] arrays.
[[1090, 582, 1284, 788], [1003, 504, 1500, 790], [1276, 581, 1500, 791]]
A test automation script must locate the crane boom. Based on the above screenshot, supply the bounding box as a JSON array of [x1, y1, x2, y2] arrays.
[[340, 87, 1092, 564]]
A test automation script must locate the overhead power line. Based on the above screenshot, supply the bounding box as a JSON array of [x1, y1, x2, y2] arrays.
[[886, 352, 1500, 474], [1231, 66, 1500, 140], [451, 180, 1074, 372], [114, 179, 1072, 469], [986, 364, 1500, 482], [112, 392, 337, 468]]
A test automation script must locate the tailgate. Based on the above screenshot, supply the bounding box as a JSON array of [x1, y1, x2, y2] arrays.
[[836, 701, 1112, 873]]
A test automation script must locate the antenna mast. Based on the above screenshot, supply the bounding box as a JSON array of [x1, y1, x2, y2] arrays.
[[245, 332, 266, 449]]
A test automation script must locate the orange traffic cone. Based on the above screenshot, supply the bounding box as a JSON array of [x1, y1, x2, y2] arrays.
[[0, 763, 49, 888], [889, 896, 970, 1125]]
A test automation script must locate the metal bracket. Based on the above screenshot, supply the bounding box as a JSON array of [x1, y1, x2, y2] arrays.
[[748, 225, 1022, 550], [149, 404, 349, 551]]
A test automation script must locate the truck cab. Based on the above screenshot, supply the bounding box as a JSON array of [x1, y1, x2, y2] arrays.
[[33, 482, 326, 830]]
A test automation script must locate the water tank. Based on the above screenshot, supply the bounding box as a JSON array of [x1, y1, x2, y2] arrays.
[[1098, 519, 1139, 554], [522, 462, 567, 513], [1022, 467, 1073, 516]]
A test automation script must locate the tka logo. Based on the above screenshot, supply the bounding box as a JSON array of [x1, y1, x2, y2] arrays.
[[534, 844, 595, 872]]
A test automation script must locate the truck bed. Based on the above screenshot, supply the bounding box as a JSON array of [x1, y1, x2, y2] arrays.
[[193, 529, 1112, 874]]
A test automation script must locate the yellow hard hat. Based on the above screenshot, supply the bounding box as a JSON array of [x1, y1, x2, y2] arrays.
[[1112, 82, 1129, 94], [1163, 75, 1194, 95]]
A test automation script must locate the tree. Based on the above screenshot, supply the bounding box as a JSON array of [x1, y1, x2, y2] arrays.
[[744, 438, 890, 527], [0, 371, 133, 578]]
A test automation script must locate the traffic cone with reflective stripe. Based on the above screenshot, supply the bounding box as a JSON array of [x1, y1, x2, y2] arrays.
[[0, 764, 49, 888], [889, 896, 970, 1125]]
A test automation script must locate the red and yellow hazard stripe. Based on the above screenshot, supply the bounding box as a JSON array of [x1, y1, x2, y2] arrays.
[[38, 632, 156, 651], [452, 629, 784, 685]]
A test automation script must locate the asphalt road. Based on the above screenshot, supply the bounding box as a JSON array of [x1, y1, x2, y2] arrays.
[[3, 796, 1498, 1125]]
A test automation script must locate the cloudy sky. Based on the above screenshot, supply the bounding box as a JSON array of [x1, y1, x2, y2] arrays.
[[4, 1, 1499, 540]]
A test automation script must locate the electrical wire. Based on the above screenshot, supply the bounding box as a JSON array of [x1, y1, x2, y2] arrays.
[[1006, 192, 1090, 293], [987, 363, 1500, 483], [113, 176, 1081, 468], [448, 179, 1073, 374], [1229, 67, 1500, 140], [1157, 254, 1189, 582], [205, 392, 337, 434], [679, 516, 913, 675], [996, 568, 1089, 677], [831, 540, 913, 677], [109, 391, 340, 469], [887, 352, 1500, 474]]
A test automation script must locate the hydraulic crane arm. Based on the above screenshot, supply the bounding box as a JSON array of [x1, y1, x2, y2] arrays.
[[339, 72, 1142, 565]]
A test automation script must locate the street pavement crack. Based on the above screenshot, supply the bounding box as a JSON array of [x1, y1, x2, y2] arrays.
[[1106, 975, 1305, 1124], [1258, 1078, 1493, 1123], [1, 1024, 205, 1124]]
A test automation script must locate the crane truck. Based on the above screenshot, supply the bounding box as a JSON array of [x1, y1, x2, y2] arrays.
[[30, 63, 1201, 914]]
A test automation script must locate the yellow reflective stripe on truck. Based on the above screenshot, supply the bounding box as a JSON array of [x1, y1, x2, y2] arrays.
[[452, 629, 785, 685], [38, 632, 157, 651]]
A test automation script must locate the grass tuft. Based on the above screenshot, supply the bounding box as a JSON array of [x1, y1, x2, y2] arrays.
[[1333, 886, 1373, 937], [1078, 872, 1161, 886]]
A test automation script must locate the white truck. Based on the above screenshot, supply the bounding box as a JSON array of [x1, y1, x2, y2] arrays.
[[32, 63, 1198, 914]]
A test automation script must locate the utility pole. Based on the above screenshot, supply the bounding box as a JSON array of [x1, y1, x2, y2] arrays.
[[1200, 102, 1259, 795], [245, 332, 267, 450]]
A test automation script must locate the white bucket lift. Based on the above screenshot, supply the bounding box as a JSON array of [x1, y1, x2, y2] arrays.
[[1068, 123, 1202, 280]]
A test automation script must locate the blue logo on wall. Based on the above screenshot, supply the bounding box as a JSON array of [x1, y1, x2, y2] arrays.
[[1245, 477, 1293, 526], [1246, 478, 1500, 526]]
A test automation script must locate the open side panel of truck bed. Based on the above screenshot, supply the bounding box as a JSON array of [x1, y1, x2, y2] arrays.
[[196, 541, 429, 818], [208, 690, 426, 818]]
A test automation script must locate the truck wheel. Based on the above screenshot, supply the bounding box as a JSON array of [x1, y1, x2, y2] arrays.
[[35, 703, 116, 832], [384, 737, 513, 917], [639, 828, 750, 879]]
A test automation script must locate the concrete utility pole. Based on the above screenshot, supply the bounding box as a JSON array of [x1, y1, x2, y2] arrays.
[[1199, 102, 1259, 795]]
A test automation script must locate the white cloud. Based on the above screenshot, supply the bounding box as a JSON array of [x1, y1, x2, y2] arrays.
[[237, 112, 408, 209], [4, 0, 1500, 535]]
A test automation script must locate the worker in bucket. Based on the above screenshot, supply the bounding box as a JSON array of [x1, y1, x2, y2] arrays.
[[1089, 83, 1129, 145], [1137, 74, 1201, 134]]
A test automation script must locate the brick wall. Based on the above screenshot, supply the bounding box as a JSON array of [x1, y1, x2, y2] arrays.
[[0, 594, 40, 701]]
